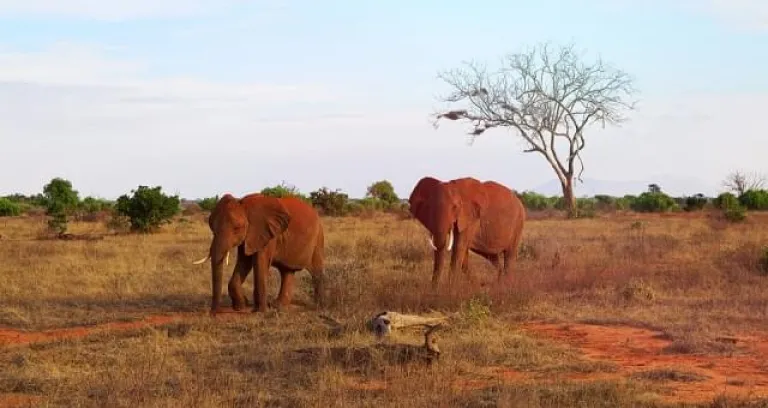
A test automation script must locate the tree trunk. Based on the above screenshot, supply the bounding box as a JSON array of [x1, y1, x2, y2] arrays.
[[561, 179, 577, 218]]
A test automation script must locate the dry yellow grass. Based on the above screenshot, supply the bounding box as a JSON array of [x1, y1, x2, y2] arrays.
[[1, 210, 768, 407]]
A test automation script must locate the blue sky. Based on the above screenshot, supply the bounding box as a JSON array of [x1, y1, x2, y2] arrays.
[[1, 0, 767, 199]]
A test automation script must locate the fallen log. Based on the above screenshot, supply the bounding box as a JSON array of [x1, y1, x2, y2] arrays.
[[369, 311, 450, 338]]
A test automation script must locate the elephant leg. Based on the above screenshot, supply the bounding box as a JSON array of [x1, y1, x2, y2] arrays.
[[252, 254, 270, 313], [449, 228, 473, 285], [461, 253, 474, 283], [502, 249, 517, 283], [503, 234, 523, 283], [486, 253, 503, 280], [274, 268, 296, 309], [309, 250, 325, 309], [227, 247, 253, 310]]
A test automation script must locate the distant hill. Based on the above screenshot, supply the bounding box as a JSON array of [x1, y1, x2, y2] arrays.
[[529, 176, 718, 198]]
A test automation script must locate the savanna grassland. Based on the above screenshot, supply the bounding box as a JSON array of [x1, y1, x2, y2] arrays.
[[2, 210, 768, 407]]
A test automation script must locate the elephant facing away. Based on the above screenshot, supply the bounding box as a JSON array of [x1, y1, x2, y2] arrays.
[[408, 176, 526, 287], [192, 193, 325, 315]]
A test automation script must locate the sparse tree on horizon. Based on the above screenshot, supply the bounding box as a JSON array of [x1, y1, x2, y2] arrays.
[[722, 170, 766, 196], [433, 42, 638, 217]]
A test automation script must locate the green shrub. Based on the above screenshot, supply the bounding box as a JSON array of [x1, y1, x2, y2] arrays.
[[723, 205, 747, 222], [74, 196, 113, 222], [344, 201, 364, 216], [683, 193, 708, 212], [3, 193, 46, 207], [551, 196, 568, 211], [358, 197, 387, 211], [576, 197, 597, 218], [1, 194, 44, 215], [115, 186, 181, 233], [616, 195, 636, 211], [260, 182, 310, 202], [42, 177, 80, 234], [519, 191, 552, 211], [593, 195, 616, 211], [309, 187, 349, 216], [365, 180, 399, 206], [79, 196, 112, 213], [0, 198, 21, 217], [738, 189, 768, 210], [714, 192, 739, 210], [631, 192, 679, 213], [197, 196, 219, 212]]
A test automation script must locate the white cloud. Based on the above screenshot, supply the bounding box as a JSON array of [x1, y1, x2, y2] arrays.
[[0, 0, 253, 20], [0, 43, 332, 102]]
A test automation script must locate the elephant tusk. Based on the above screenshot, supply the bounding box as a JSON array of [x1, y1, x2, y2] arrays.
[[446, 229, 454, 252], [427, 236, 438, 251], [192, 255, 210, 265], [225, 250, 230, 266]]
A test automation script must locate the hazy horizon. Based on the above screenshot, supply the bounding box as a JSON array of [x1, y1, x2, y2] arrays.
[[1, 1, 766, 200]]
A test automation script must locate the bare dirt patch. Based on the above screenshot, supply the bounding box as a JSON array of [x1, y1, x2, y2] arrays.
[[518, 321, 768, 404], [0, 314, 186, 347], [0, 308, 265, 347], [0, 393, 43, 408]]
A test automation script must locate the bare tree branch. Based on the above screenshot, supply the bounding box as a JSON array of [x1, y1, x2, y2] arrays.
[[722, 170, 767, 195], [433, 42, 638, 216]]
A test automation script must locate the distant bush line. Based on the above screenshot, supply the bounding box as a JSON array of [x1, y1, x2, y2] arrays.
[[3, 180, 768, 233]]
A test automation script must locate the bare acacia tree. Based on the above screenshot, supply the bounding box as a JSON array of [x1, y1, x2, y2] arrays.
[[722, 170, 766, 196], [433, 42, 638, 217]]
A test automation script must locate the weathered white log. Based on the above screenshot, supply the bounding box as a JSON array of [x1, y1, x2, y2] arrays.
[[369, 311, 450, 338]]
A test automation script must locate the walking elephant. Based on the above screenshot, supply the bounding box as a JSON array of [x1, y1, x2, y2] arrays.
[[407, 176, 526, 288], [192, 193, 325, 316]]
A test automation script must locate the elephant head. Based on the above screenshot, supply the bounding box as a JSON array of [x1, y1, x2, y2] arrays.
[[408, 177, 488, 285], [192, 193, 291, 314]]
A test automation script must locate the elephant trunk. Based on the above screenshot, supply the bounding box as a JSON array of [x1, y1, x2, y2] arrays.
[[431, 241, 448, 288], [209, 236, 233, 315]]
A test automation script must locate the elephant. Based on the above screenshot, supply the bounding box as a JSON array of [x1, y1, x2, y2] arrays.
[[407, 176, 526, 288], [191, 193, 325, 316]]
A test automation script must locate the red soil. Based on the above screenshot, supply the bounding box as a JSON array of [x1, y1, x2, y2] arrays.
[[0, 315, 184, 347], [0, 393, 43, 408], [0, 308, 250, 347], [517, 322, 768, 404]]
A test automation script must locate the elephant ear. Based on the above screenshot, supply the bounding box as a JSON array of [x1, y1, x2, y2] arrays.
[[451, 180, 489, 233], [243, 196, 291, 255]]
